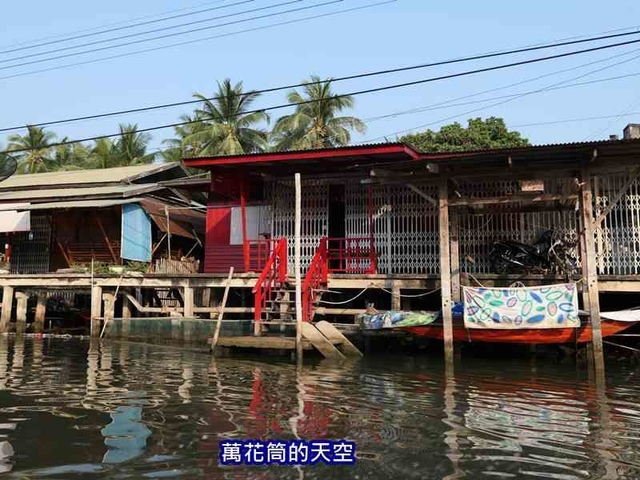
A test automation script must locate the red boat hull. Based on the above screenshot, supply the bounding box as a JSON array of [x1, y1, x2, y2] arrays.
[[400, 320, 636, 344]]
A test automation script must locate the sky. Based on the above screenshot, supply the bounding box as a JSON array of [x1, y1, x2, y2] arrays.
[[1, 0, 640, 153]]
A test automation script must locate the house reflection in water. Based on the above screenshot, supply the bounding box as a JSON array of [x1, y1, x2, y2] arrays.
[[101, 401, 152, 464]]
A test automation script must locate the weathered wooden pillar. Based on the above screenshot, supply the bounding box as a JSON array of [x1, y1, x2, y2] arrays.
[[15, 292, 28, 334], [102, 292, 115, 338], [450, 213, 461, 303], [34, 293, 46, 333], [391, 281, 401, 311], [0, 286, 14, 333], [438, 178, 455, 368], [121, 290, 131, 338], [183, 285, 195, 342], [580, 168, 605, 377], [90, 285, 102, 337]]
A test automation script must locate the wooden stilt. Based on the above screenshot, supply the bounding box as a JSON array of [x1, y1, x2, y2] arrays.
[[391, 281, 401, 311], [183, 285, 195, 342], [580, 168, 605, 378], [450, 213, 461, 303], [90, 285, 102, 337], [34, 293, 46, 333], [121, 290, 131, 337], [294, 173, 304, 363], [15, 292, 27, 334], [102, 292, 115, 338], [211, 267, 234, 354], [438, 178, 455, 369], [1, 286, 14, 333]]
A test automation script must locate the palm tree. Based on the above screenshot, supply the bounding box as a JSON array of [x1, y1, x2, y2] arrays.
[[89, 137, 118, 169], [183, 79, 269, 156], [7, 125, 56, 174], [52, 139, 90, 171], [161, 113, 208, 162], [272, 76, 366, 151], [113, 124, 155, 165]]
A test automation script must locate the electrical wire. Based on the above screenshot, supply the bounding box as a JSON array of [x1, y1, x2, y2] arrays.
[[0, 0, 248, 56], [0, 0, 235, 52], [0, 0, 322, 71], [0, 10, 639, 132], [0, 0, 378, 83], [3, 35, 640, 155]]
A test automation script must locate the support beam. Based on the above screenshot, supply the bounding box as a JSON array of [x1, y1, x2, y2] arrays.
[[450, 213, 461, 303], [580, 168, 605, 377], [240, 177, 250, 272], [122, 290, 131, 337], [406, 183, 437, 206], [90, 285, 102, 337], [391, 282, 401, 311], [15, 292, 28, 334], [594, 167, 640, 226], [438, 178, 455, 368], [183, 286, 194, 318], [95, 217, 118, 264], [0, 286, 14, 333], [34, 293, 46, 333], [449, 193, 577, 207]]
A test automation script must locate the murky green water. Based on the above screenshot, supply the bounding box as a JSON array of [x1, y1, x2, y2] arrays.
[[0, 336, 639, 479]]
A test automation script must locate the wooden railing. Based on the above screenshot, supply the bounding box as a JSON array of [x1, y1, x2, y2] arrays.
[[252, 238, 288, 327], [326, 236, 377, 274], [302, 237, 329, 322]]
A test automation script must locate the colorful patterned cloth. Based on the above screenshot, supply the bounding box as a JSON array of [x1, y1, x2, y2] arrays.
[[358, 311, 438, 330], [463, 284, 579, 329]]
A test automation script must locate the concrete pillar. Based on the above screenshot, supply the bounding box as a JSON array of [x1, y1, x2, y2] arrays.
[[34, 293, 46, 333], [438, 178, 455, 370], [183, 286, 194, 342], [15, 292, 28, 334], [0, 286, 14, 333], [90, 285, 102, 337]]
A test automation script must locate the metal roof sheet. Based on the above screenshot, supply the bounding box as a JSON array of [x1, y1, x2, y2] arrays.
[[0, 184, 160, 202], [0, 162, 181, 190], [0, 198, 142, 212]]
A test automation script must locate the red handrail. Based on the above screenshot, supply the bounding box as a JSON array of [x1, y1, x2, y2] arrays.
[[302, 237, 328, 322], [252, 238, 288, 328], [326, 237, 377, 274]]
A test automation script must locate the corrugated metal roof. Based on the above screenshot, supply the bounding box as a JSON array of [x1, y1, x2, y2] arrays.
[[0, 184, 160, 202], [0, 162, 180, 190], [0, 198, 142, 211]]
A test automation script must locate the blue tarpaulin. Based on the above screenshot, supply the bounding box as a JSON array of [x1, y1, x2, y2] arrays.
[[121, 204, 151, 262]]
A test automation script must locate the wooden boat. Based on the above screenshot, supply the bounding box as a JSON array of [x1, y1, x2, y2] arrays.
[[398, 318, 637, 344]]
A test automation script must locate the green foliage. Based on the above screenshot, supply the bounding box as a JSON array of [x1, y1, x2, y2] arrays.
[[271, 76, 366, 151], [399, 117, 530, 153]]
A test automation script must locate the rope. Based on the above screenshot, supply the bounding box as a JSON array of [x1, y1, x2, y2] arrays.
[[467, 272, 485, 287], [317, 287, 371, 305], [378, 286, 441, 298]]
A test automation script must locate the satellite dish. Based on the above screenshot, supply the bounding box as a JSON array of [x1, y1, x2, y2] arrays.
[[0, 155, 17, 183]]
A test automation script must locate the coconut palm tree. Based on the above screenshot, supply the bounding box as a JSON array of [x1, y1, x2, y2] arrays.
[[89, 137, 118, 169], [7, 125, 56, 174], [183, 79, 269, 156], [271, 76, 366, 151], [52, 139, 90, 171], [113, 124, 155, 165], [161, 113, 208, 162]]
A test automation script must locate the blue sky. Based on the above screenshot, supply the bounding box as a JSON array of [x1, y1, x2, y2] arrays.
[[1, 0, 640, 152]]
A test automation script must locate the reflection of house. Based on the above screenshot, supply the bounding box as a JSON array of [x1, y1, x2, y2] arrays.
[[0, 163, 205, 274]]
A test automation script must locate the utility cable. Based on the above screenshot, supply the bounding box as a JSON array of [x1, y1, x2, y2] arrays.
[[0, 21, 638, 134], [4, 35, 640, 154]]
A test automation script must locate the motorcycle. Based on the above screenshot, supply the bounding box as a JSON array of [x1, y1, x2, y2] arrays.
[[489, 229, 578, 278]]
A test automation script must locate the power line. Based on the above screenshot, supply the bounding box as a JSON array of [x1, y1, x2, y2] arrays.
[[0, 0, 234, 52], [4, 36, 640, 155], [1, 19, 638, 134], [511, 113, 640, 128], [362, 47, 640, 124], [0, 0, 247, 56], [4, 12, 640, 74], [0, 0, 392, 83], [0, 0, 310, 71]]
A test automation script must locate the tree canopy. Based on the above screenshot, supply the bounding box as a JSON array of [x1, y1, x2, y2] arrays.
[[399, 117, 529, 153]]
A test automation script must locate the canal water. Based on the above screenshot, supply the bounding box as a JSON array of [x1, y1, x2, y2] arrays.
[[0, 336, 639, 479]]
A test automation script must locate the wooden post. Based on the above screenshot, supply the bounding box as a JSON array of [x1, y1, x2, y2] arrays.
[[183, 284, 195, 342], [391, 281, 401, 311], [211, 267, 234, 354], [580, 168, 605, 377], [34, 293, 46, 333], [240, 177, 250, 272], [0, 286, 14, 333], [122, 290, 131, 337], [102, 292, 115, 338], [90, 285, 102, 337], [295, 173, 303, 363], [438, 178, 455, 369], [15, 292, 28, 334], [165, 205, 172, 260], [450, 213, 461, 303]]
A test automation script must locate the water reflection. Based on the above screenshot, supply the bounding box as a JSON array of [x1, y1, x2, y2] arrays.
[[0, 336, 638, 478]]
